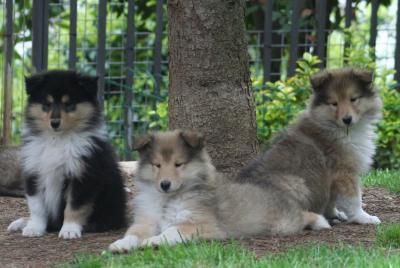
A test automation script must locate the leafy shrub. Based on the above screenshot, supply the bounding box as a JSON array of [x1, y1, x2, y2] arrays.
[[375, 70, 400, 169], [254, 53, 400, 169], [253, 53, 320, 144]]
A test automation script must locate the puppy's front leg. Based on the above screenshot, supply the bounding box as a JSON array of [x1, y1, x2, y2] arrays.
[[22, 194, 48, 237], [59, 180, 92, 239], [143, 222, 224, 247], [59, 202, 91, 239], [11, 175, 48, 237], [109, 217, 158, 253], [334, 174, 380, 224]]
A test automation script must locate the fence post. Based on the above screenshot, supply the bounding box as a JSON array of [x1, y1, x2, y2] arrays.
[[343, 0, 352, 64], [263, 0, 273, 84], [69, 0, 77, 70], [316, 0, 327, 68], [153, 0, 163, 109], [369, 0, 379, 60], [124, 0, 136, 160], [2, 0, 13, 145], [97, 0, 107, 110], [32, 0, 49, 72], [395, 0, 400, 84], [287, 0, 301, 77]]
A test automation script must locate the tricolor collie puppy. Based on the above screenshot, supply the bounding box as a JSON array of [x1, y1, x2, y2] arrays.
[[237, 68, 382, 226], [109, 130, 226, 252], [7, 70, 127, 239]]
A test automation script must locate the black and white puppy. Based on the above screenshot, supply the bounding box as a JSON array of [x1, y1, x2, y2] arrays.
[[7, 70, 127, 239]]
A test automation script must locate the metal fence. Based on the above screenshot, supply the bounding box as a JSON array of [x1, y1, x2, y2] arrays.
[[1, 0, 399, 160]]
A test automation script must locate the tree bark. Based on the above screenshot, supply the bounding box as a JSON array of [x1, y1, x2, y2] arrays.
[[168, 0, 259, 175]]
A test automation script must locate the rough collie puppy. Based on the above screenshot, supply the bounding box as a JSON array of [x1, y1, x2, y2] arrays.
[[237, 68, 382, 226], [109, 130, 330, 253], [7, 70, 127, 239], [109, 130, 226, 252]]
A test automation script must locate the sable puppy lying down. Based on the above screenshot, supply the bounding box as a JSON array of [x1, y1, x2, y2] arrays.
[[109, 130, 331, 253]]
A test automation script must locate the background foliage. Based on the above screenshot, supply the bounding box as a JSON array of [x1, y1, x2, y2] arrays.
[[0, 0, 399, 168]]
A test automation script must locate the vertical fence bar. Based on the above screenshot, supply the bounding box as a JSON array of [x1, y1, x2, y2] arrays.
[[395, 0, 400, 84], [2, 0, 13, 145], [345, 0, 352, 28], [124, 0, 135, 160], [287, 0, 301, 77], [344, 0, 352, 63], [263, 0, 273, 84], [32, 0, 49, 72], [97, 0, 107, 110], [153, 0, 163, 109], [316, 0, 327, 68], [369, 0, 378, 60], [69, 0, 77, 70]]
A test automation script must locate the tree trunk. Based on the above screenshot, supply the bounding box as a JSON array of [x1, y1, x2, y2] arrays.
[[168, 0, 259, 175]]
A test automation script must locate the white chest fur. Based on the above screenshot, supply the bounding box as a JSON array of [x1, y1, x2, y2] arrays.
[[342, 122, 377, 173], [21, 127, 106, 219], [134, 183, 193, 233]]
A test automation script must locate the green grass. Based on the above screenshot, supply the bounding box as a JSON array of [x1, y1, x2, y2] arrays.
[[363, 169, 400, 194], [63, 242, 400, 268], [377, 223, 400, 248], [62, 170, 400, 268]]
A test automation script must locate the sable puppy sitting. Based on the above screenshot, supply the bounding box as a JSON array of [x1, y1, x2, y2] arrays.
[[8, 70, 127, 239], [237, 68, 382, 226]]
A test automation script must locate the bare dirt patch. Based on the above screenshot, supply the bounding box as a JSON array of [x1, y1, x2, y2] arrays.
[[1, 187, 399, 267]]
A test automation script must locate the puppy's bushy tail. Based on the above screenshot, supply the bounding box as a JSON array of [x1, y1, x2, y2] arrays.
[[302, 211, 331, 231]]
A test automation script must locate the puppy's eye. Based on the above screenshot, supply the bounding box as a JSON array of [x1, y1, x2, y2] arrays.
[[153, 163, 161, 168], [330, 102, 338, 107], [175, 163, 183, 167], [65, 103, 76, 112], [42, 103, 51, 112], [350, 97, 358, 102]]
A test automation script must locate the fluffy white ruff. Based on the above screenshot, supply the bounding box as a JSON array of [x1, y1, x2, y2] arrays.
[[21, 125, 107, 221]]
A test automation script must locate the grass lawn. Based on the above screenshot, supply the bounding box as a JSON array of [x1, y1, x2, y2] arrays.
[[364, 169, 400, 194], [63, 170, 400, 268]]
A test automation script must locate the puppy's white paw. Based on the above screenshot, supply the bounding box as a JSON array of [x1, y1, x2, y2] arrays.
[[336, 210, 348, 221], [142, 235, 163, 247], [312, 215, 331, 230], [59, 223, 82, 239], [109, 235, 140, 253], [143, 227, 185, 247], [7, 217, 28, 232], [350, 211, 381, 225], [22, 221, 46, 237]]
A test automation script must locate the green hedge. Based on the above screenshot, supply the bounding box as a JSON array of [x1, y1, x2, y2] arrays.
[[149, 53, 400, 169]]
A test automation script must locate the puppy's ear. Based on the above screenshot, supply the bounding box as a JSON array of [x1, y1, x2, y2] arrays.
[[132, 134, 153, 152], [352, 69, 374, 85], [77, 74, 98, 98], [25, 74, 45, 96], [180, 130, 204, 149], [310, 70, 331, 92]]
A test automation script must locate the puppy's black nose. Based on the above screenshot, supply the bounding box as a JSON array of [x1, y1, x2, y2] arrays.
[[51, 119, 61, 129], [342, 116, 352, 125], [160, 180, 171, 192]]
